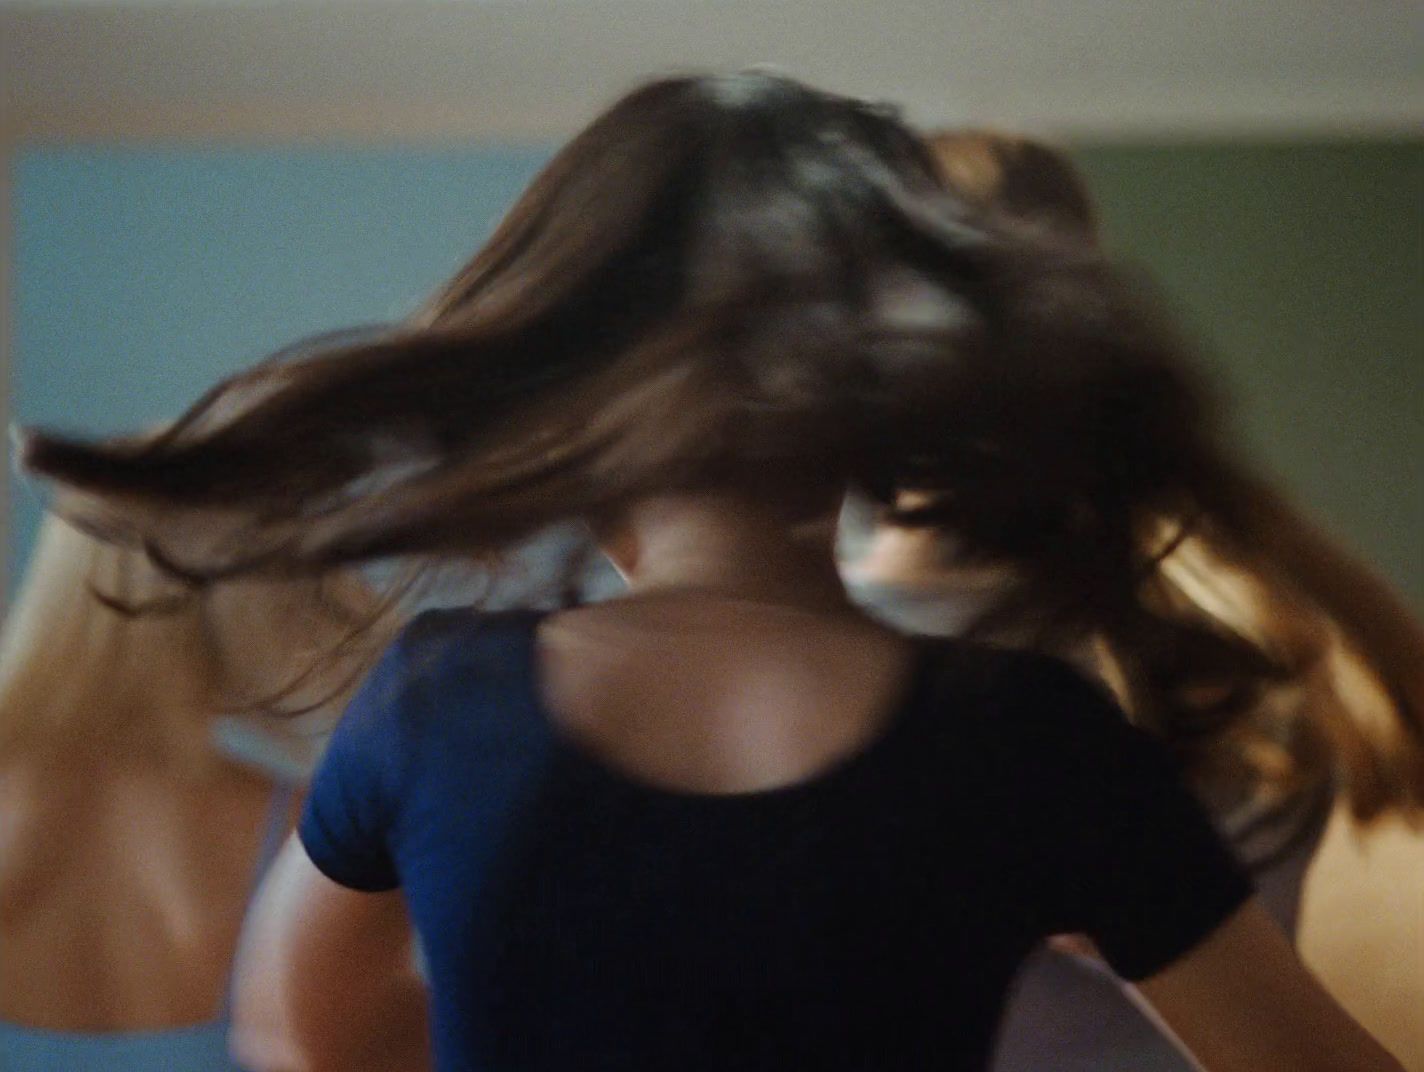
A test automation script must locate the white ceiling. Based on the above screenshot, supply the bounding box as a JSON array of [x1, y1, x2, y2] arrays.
[[2, 1, 1421, 140]]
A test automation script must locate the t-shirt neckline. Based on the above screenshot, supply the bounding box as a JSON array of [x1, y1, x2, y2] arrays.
[[514, 609, 936, 808]]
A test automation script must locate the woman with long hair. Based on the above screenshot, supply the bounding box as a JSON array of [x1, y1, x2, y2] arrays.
[[21, 73, 1407, 1071], [847, 127, 1424, 1071], [0, 510, 392, 1071]]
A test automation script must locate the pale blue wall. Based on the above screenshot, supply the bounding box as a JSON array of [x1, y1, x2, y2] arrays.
[[11, 146, 551, 579]]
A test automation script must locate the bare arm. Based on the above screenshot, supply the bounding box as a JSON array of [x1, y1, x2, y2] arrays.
[[230, 836, 431, 1072], [1132, 898, 1404, 1072]]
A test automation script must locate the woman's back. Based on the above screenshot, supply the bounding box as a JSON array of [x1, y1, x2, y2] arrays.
[[298, 604, 1252, 1071], [0, 757, 287, 1032], [0, 511, 377, 1068]]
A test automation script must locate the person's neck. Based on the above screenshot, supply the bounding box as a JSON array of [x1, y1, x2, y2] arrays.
[[617, 494, 852, 614]]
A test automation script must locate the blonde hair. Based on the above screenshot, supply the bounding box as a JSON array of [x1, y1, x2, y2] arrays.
[[0, 512, 386, 772]]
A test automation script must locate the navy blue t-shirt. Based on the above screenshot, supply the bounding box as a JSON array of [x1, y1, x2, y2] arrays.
[[300, 610, 1252, 1072]]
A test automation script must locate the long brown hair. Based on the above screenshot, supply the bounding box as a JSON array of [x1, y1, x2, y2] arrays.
[[20, 75, 1417, 812], [918, 128, 1424, 824]]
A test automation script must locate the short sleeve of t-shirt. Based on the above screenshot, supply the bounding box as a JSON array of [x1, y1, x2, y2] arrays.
[[1002, 654, 1254, 981], [299, 622, 428, 892]]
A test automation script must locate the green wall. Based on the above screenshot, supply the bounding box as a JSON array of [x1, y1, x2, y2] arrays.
[[1072, 140, 1423, 608]]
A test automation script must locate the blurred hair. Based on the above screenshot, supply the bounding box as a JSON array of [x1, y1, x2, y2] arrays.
[[924, 128, 1424, 824], [0, 511, 385, 771], [19, 74, 1227, 576], [928, 129, 1098, 245], [18, 75, 1422, 814]]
